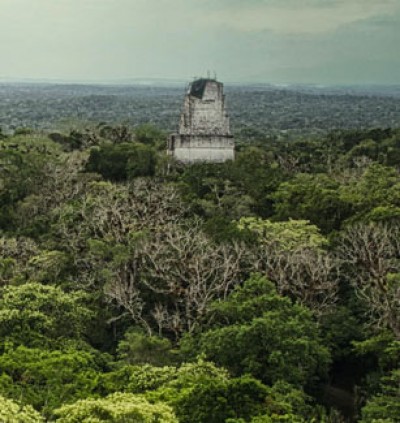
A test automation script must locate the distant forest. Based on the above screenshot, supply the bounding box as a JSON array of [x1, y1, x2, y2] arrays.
[[0, 85, 399, 422], [1, 83, 400, 139]]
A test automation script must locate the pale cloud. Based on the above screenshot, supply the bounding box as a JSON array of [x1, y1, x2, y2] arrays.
[[206, 0, 400, 34], [0, 0, 399, 83]]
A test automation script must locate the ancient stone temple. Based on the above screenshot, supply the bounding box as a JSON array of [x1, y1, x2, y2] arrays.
[[168, 78, 235, 163]]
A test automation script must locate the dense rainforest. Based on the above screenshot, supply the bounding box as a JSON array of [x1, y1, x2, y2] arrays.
[[0, 123, 399, 422]]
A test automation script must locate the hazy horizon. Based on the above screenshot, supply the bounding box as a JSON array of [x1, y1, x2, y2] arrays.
[[2, 0, 399, 86], [1, 77, 400, 89]]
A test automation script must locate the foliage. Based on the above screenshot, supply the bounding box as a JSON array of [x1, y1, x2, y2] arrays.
[[0, 345, 107, 417], [225, 381, 318, 422], [126, 143, 157, 179], [98, 124, 132, 145], [0, 237, 39, 284], [102, 358, 227, 396], [237, 219, 338, 315], [0, 282, 92, 347], [0, 395, 43, 422], [134, 123, 166, 148], [100, 364, 178, 394], [143, 360, 268, 423], [85, 142, 156, 181], [237, 217, 327, 250], [319, 306, 365, 360], [117, 329, 176, 366], [146, 362, 316, 423], [340, 164, 400, 222], [54, 392, 178, 423], [181, 274, 330, 387], [177, 155, 284, 220], [158, 376, 268, 423], [0, 135, 61, 230], [2, 124, 400, 421], [353, 333, 400, 375], [360, 370, 400, 422], [27, 250, 71, 283], [272, 173, 350, 233]]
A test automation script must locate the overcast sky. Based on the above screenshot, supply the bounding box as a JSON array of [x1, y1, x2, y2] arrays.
[[1, 0, 399, 85]]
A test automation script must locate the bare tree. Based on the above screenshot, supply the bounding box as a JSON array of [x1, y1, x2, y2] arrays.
[[249, 244, 339, 317], [276, 153, 301, 174], [268, 248, 339, 316], [0, 237, 39, 285], [105, 221, 245, 339], [51, 178, 188, 284], [99, 124, 132, 144], [238, 218, 339, 316], [336, 223, 400, 339], [104, 260, 153, 336], [14, 150, 97, 229], [47, 177, 244, 339]]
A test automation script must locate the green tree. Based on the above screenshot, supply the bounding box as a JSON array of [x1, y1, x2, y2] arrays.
[[117, 329, 176, 366], [272, 173, 350, 233], [100, 364, 178, 395], [85, 143, 133, 181], [0, 395, 43, 422], [162, 376, 268, 423], [340, 164, 400, 223], [142, 358, 319, 423], [237, 217, 327, 251], [0, 135, 61, 230], [27, 250, 70, 283], [232, 147, 286, 217], [177, 149, 285, 220], [181, 274, 330, 387], [0, 282, 92, 347], [0, 346, 107, 417], [225, 381, 319, 422], [0, 127, 7, 139], [85, 142, 156, 181], [145, 360, 269, 423], [101, 359, 227, 396], [360, 370, 400, 422], [54, 392, 177, 423], [135, 123, 166, 148], [126, 143, 156, 179]]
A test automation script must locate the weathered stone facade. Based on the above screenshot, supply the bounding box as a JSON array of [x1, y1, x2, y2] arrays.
[[168, 79, 234, 163]]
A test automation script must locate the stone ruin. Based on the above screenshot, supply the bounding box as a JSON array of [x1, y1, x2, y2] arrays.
[[168, 78, 235, 163]]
